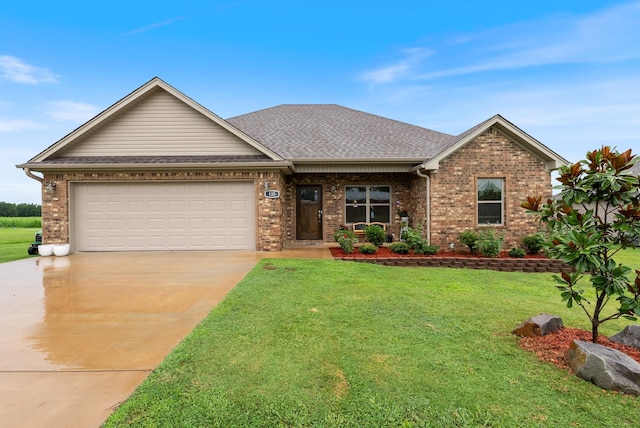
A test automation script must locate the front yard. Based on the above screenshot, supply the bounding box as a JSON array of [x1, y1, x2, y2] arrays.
[[0, 227, 39, 264], [105, 255, 640, 427]]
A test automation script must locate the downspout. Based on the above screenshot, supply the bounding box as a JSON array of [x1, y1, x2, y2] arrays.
[[24, 168, 44, 183], [416, 168, 430, 245]]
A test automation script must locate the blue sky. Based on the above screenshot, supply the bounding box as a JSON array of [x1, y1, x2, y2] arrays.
[[1, 0, 639, 203]]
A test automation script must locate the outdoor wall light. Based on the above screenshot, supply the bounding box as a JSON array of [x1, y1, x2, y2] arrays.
[[263, 181, 269, 190], [45, 181, 56, 194], [331, 185, 337, 193]]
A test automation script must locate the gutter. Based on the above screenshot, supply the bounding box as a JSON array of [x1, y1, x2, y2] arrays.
[[17, 161, 295, 175], [23, 168, 44, 183], [415, 168, 431, 245]]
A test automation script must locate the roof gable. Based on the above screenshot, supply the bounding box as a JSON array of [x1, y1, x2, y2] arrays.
[[420, 114, 568, 171], [28, 77, 283, 162]]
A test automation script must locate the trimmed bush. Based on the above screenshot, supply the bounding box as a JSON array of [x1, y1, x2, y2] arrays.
[[475, 228, 504, 258], [364, 225, 386, 247], [521, 232, 545, 254], [458, 230, 479, 253], [508, 247, 526, 258], [358, 244, 378, 254], [389, 242, 410, 254], [414, 243, 439, 255]]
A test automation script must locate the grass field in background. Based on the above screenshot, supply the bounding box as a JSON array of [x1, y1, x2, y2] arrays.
[[106, 256, 640, 428], [0, 217, 41, 228], [0, 227, 40, 263]]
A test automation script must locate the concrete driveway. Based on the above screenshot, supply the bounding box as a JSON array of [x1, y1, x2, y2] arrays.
[[0, 251, 278, 428]]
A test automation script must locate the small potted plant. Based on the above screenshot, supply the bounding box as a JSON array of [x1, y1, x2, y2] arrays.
[[398, 210, 409, 222]]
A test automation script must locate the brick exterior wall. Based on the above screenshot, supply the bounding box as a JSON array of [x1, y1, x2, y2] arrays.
[[41, 170, 285, 251], [39, 130, 552, 252], [428, 127, 552, 249], [284, 173, 412, 244]]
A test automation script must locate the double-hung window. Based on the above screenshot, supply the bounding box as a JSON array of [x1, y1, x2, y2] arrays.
[[477, 178, 504, 225], [345, 186, 390, 223]]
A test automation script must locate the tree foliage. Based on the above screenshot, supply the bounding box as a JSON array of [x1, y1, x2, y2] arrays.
[[0, 202, 41, 217], [522, 146, 640, 343]]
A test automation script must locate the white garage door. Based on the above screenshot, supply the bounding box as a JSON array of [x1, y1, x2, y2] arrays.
[[72, 182, 255, 251]]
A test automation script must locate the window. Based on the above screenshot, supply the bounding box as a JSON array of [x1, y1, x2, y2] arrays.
[[477, 178, 503, 225], [345, 186, 390, 223]]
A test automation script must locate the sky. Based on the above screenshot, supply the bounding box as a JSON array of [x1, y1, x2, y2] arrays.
[[1, 0, 639, 204]]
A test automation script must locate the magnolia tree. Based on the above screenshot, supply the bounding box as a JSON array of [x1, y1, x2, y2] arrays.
[[522, 146, 640, 343]]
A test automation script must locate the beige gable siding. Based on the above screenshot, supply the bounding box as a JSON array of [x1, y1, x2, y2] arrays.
[[60, 89, 263, 157]]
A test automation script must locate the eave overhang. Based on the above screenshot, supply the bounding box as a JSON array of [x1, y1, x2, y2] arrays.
[[16, 161, 295, 175], [289, 158, 423, 173]]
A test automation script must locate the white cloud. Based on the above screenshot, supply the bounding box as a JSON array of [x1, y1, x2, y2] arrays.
[[125, 16, 186, 36], [47, 100, 100, 122], [0, 118, 40, 132], [360, 2, 640, 84], [361, 48, 433, 84], [417, 1, 640, 80], [0, 55, 59, 84]]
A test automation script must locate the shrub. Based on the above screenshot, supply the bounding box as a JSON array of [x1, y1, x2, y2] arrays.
[[521, 232, 545, 254], [401, 224, 428, 250], [334, 227, 358, 254], [414, 244, 439, 255], [334, 226, 353, 242], [389, 242, 410, 254], [508, 247, 526, 258], [474, 228, 504, 258], [364, 225, 386, 247], [458, 230, 479, 253], [358, 244, 377, 254]]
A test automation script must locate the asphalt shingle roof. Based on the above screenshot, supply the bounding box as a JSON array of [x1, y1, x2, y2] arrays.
[[227, 104, 457, 161]]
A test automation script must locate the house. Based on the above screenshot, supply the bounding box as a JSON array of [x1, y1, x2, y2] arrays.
[[17, 77, 568, 252]]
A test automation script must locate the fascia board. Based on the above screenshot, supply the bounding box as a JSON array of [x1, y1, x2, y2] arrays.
[[16, 161, 294, 174]]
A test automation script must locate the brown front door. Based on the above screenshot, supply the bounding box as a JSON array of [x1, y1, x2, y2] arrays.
[[296, 185, 323, 240]]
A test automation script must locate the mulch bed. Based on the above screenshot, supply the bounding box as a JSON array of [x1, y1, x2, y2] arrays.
[[519, 327, 640, 370], [330, 246, 548, 259]]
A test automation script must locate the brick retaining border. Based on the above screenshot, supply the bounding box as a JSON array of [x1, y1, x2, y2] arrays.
[[336, 257, 571, 273]]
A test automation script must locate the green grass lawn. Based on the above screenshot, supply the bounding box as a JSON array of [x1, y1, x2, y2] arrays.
[[0, 227, 39, 263], [105, 254, 640, 428]]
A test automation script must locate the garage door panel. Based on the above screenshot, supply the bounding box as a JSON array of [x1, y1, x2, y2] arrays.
[[73, 182, 255, 251]]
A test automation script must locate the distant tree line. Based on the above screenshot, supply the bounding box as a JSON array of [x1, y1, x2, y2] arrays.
[[0, 202, 42, 217]]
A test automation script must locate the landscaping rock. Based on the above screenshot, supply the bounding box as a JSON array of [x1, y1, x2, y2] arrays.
[[567, 340, 640, 396], [512, 314, 563, 337], [610, 325, 640, 350]]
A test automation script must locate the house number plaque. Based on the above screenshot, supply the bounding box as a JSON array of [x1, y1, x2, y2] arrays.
[[264, 190, 280, 198]]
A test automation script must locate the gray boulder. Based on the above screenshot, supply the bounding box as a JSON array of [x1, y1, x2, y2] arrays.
[[567, 340, 640, 396], [610, 325, 640, 350], [513, 314, 563, 337]]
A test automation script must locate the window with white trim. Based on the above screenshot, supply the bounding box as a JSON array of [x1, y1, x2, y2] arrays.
[[477, 178, 504, 225], [345, 186, 390, 223]]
